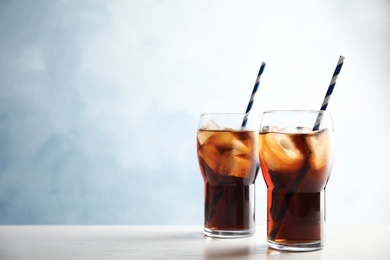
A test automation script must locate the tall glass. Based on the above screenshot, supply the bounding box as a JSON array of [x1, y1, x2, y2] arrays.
[[258, 110, 334, 251], [196, 113, 260, 238]]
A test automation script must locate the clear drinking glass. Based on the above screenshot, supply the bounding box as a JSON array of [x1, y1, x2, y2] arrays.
[[258, 110, 334, 251], [196, 113, 260, 238]]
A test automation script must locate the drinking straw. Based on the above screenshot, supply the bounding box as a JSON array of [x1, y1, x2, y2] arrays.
[[205, 61, 266, 226], [242, 62, 266, 127], [313, 55, 345, 130], [269, 55, 345, 241]]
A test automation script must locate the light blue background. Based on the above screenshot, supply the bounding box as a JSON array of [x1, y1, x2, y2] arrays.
[[0, 0, 389, 225]]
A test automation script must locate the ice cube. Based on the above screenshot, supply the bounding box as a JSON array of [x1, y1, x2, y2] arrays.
[[198, 120, 224, 146], [306, 130, 332, 170], [278, 127, 296, 133], [198, 140, 221, 174], [217, 151, 253, 178], [231, 139, 250, 155], [263, 125, 312, 134], [294, 127, 311, 133], [220, 138, 254, 178], [198, 131, 236, 175], [279, 127, 312, 133], [199, 131, 255, 178], [208, 131, 235, 149], [262, 125, 282, 132], [197, 130, 214, 146], [261, 132, 305, 172], [201, 120, 223, 130]]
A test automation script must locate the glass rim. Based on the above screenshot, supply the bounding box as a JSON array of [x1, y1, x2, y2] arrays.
[[262, 109, 330, 114], [200, 112, 261, 117]]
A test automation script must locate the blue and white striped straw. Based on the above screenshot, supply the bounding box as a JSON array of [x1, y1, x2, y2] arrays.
[[313, 56, 345, 130], [242, 62, 266, 127]]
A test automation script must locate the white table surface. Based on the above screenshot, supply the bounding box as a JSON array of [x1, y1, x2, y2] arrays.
[[0, 225, 388, 259]]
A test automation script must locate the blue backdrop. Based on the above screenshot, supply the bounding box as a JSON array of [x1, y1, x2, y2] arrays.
[[1, 0, 389, 225]]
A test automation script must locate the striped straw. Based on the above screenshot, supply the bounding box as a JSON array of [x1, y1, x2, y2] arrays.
[[269, 56, 346, 241], [313, 55, 345, 130], [242, 62, 266, 127], [205, 61, 266, 226]]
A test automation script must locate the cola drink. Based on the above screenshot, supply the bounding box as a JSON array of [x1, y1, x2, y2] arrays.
[[259, 124, 334, 251], [197, 127, 259, 238]]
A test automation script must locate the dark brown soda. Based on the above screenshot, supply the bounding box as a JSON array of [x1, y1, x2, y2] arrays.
[[198, 156, 256, 231], [266, 187, 324, 243], [259, 130, 332, 244]]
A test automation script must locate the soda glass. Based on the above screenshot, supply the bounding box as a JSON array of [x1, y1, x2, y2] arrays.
[[197, 113, 260, 238], [258, 110, 334, 251]]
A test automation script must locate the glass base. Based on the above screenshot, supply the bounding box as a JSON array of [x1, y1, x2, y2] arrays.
[[204, 228, 254, 238], [268, 240, 323, 252]]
